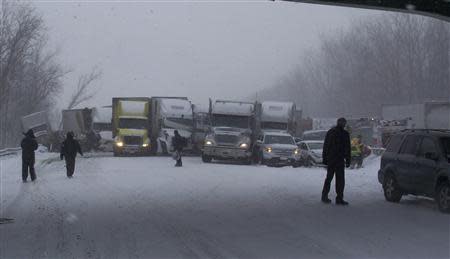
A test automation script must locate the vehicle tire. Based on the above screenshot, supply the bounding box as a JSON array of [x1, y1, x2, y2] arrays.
[[306, 157, 314, 167], [383, 173, 402, 203], [436, 182, 450, 214], [202, 154, 212, 163]]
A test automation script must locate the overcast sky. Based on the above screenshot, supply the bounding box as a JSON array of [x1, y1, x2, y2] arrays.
[[34, 0, 382, 108]]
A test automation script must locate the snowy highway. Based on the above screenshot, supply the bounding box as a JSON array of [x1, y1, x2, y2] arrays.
[[1, 153, 449, 259]]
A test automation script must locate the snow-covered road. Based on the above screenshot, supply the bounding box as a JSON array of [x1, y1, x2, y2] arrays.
[[1, 153, 449, 259]]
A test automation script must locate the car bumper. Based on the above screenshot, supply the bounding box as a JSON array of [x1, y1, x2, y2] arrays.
[[263, 153, 300, 166], [114, 145, 151, 155], [203, 146, 251, 160]]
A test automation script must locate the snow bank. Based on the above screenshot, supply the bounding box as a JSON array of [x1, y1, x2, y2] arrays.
[[212, 100, 254, 116]]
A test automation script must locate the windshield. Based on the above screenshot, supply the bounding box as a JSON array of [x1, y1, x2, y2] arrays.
[[212, 115, 249, 129], [303, 131, 327, 141], [308, 142, 324, 150], [441, 138, 450, 162], [118, 118, 147, 130], [264, 135, 294, 145], [261, 122, 287, 130]]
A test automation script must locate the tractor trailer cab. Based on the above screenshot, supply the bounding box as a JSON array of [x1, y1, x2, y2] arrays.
[[112, 97, 151, 156], [202, 100, 255, 164]]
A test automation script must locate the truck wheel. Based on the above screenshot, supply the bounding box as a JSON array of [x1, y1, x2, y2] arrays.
[[202, 154, 212, 163], [436, 182, 450, 213], [383, 173, 402, 203]]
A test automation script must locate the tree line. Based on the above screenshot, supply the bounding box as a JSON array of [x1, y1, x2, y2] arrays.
[[0, 2, 100, 149], [258, 14, 450, 118]]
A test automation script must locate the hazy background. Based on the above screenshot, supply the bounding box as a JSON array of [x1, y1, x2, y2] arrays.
[[34, 1, 382, 107]]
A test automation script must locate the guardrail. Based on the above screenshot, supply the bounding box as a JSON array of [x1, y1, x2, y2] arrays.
[[0, 147, 21, 157]]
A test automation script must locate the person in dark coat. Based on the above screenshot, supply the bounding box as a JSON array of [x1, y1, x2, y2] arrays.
[[60, 132, 83, 178], [321, 118, 351, 205], [172, 130, 186, 167], [21, 129, 38, 182]]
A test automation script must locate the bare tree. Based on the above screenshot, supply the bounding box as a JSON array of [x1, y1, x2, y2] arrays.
[[66, 68, 102, 110], [0, 2, 64, 148], [260, 13, 450, 118]]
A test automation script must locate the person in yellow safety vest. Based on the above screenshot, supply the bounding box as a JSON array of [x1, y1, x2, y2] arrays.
[[350, 135, 364, 169]]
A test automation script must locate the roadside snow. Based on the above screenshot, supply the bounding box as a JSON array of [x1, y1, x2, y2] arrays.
[[1, 153, 449, 258]]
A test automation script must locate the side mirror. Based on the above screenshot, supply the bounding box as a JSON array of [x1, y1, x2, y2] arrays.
[[425, 152, 439, 161]]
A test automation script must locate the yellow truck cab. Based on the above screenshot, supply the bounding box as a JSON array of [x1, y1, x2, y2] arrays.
[[112, 97, 151, 156]]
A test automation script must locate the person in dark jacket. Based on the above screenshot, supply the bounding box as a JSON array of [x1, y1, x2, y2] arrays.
[[321, 118, 351, 205], [21, 129, 38, 182], [172, 130, 186, 167], [60, 132, 83, 178]]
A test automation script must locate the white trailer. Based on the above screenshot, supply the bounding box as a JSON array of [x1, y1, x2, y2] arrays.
[[149, 97, 194, 154], [382, 102, 450, 129], [259, 101, 296, 134]]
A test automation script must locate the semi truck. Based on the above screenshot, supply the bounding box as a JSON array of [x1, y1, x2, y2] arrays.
[[112, 97, 151, 156], [259, 101, 297, 134], [149, 97, 194, 155], [382, 101, 450, 130], [62, 108, 101, 151], [202, 100, 256, 164]]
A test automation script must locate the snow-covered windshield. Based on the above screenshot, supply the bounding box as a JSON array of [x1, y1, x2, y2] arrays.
[[119, 118, 147, 130], [261, 122, 287, 130], [308, 142, 324, 150], [264, 135, 294, 145], [212, 115, 249, 129], [441, 138, 450, 162]]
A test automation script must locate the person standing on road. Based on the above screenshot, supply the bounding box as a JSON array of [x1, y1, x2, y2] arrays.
[[60, 132, 83, 178], [172, 130, 186, 167], [321, 118, 351, 205], [21, 129, 38, 182]]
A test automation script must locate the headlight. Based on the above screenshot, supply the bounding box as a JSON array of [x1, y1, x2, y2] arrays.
[[116, 141, 124, 147], [265, 147, 272, 153], [294, 149, 300, 155], [205, 140, 214, 145], [142, 143, 149, 147], [239, 143, 248, 149]]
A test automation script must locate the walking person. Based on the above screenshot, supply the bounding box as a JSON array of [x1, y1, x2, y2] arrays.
[[21, 129, 38, 182], [60, 132, 83, 178], [172, 130, 186, 167], [321, 118, 351, 205]]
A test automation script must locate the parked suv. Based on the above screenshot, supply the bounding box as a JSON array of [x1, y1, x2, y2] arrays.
[[378, 129, 450, 213]]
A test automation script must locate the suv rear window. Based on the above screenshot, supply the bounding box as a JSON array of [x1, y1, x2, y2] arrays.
[[399, 135, 421, 155], [386, 134, 403, 153]]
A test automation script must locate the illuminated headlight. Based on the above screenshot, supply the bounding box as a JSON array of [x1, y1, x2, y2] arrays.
[[265, 147, 272, 153], [142, 143, 149, 147], [239, 143, 249, 149], [205, 140, 214, 146], [116, 141, 124, 147], [294, 149, 300, 155]]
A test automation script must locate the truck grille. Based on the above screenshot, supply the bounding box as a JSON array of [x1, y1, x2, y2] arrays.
[[123, 136, 142, 145], [273, 149, 293, 157], [215, 134, 238, 145]]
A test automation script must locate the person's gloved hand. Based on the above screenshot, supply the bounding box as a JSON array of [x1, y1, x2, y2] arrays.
[[346, 160, 351, 168]]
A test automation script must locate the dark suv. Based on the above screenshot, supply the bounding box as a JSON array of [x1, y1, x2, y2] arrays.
[[378, 129, 450, 213]]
